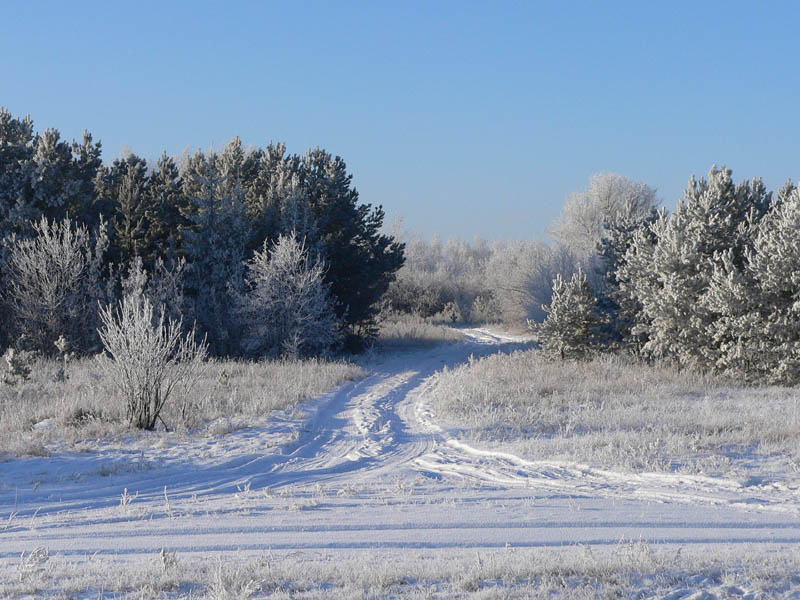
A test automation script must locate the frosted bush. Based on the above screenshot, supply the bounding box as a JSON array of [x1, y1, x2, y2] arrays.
[[97, 294, 207, 430]]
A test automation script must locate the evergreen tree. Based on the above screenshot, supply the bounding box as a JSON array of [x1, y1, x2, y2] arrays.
[[299, 148, 404, 343], [705, 184, 800, 383], [244, 142, 290, 249], [0, 108, 36, 237], [112, 162, 148, 266], [0, 109, 104, 348], [66, 131, 103, 225], [142, 152, 188, 268], [620, 166, 770, 369], [181, 149, 248, 355], [238, 232, 340, 358], [95, 153, 149, 269], [529, 269, 607, 360], [596, 201, 660, 351]]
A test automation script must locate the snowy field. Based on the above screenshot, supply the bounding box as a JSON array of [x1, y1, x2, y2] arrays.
[[2, 331, 800, 598]]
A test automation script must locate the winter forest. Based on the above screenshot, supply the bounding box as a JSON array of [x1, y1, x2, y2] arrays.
[[4, 105, 800, 386]]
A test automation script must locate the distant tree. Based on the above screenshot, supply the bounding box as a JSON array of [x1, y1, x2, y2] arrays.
[[485, 241, 579, 324], [384, 235, 493, 321], [550, 173, 659, 257], [529, 269, 607, 360], [238, 232, 340, 358]]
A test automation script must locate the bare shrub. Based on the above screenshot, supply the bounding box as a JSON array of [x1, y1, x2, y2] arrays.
[[1, 216, 109, 355], [97, 294, 208, 430]]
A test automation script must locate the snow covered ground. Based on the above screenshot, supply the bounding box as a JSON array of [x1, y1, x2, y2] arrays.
[[2, 330, 800, 598]]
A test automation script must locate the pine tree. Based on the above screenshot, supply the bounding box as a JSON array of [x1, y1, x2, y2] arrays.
[[112, 162, 148, 266], [142, 152, 188, 268], [0, 108, 36, 236], [300, 148, 404, 343], [620, 166, 770, 369], [238, 232, 340, 358], [181, 149, 248, 355], [66, 131, 103, 225], [596, 201, 659, 351], [529, 269, 607, 360], [705, 184, 800, 383], [244, 142, 290, 249]]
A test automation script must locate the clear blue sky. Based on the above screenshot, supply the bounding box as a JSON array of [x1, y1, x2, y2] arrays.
[[2, 1, 798, 240]]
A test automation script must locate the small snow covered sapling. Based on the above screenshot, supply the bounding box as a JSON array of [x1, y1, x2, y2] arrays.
[[2, 347, 33, 385], [529, 269, 608, 361]]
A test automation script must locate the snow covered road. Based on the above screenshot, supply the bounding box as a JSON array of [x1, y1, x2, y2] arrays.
[[2, 330, 800, 575]]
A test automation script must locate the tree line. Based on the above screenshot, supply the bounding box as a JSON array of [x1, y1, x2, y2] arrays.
[[535, 166, 800, 385], [0, 107, 404, 358]]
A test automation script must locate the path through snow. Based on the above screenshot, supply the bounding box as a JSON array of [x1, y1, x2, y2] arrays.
[[2, 330, 799, 577]]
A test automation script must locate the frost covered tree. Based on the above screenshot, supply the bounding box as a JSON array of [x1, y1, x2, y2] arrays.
[[0, 108, 102, 237], [112, 159, 149, 267], [238, 232, 340, 358], [596, 201, 660, 350], [142, 152, 188, 268], [0, 108, 36, 236], [550, 173, 658, 257], [384, 235, 493, 321], [529, 269, 607, 360], [1, 108, 405, 353], [704, 182, 800, 383], [485, 241, 579, 324], [619, 166, 770, 369], [181, 149, 249, 355], [243, 142, 293, 248], [98, 292, 207, 430], [2, 216, 109, 354]]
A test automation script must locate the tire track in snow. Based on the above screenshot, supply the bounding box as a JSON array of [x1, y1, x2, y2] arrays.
[[4, 328, 800, 564], [409, 330, 800, 516]]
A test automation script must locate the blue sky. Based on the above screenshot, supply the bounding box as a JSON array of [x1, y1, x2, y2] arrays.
[[2, 1, 798, 240]]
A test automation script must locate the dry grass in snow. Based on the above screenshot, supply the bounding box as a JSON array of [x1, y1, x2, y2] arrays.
[[0, 356, 363, 459], [430, 350, 800, 478], [376, 312, 465, 350], [3, 541, 800, 599]]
